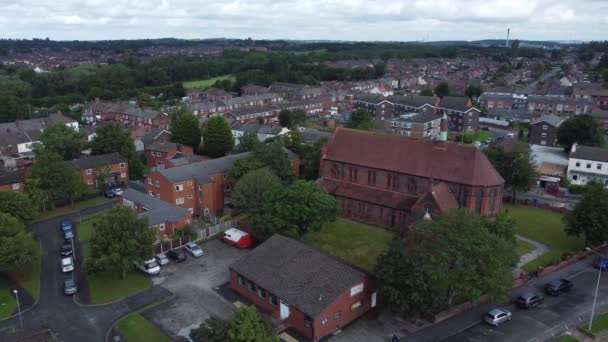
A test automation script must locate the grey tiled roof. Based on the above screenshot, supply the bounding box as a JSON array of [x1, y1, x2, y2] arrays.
[[158, 152, 250, 183], [437, 96, 470, 112], [230, 105, 277, 117], [532, 114, 565, 127], [121, 188, 188, 225], [386, 95, 435, 108], [230, 235, 368, 317], [69, 152, 127, 170], [570, 145, 608, 163], [392, 112, 441, 124]]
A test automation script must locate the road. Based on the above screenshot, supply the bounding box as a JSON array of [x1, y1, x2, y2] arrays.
[[446, 260, 608, 342], [0, 201, 172, 342]]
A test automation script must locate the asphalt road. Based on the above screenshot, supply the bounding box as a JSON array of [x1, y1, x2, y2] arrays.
[[446, 262, 608, 342], [0, 201, 172, 342]]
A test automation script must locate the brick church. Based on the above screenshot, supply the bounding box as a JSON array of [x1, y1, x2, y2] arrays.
[[319, 127, 504, 229]]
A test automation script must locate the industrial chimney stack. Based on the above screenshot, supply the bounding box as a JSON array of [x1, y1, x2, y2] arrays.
[[506, 28, 510, 48]]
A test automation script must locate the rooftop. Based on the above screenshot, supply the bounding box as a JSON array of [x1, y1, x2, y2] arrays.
[[69, 152, 127, 170]]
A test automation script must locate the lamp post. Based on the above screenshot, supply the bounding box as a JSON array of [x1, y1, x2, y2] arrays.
[[586, 246, 606, 331], [13, 289, 23, 330]]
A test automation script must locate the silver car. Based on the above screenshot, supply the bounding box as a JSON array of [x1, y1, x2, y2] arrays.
[[484, 308, 512, 327]]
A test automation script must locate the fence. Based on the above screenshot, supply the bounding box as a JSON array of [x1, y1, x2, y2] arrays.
[[196, 220, 234, 240], [153, 219, 234, 254]]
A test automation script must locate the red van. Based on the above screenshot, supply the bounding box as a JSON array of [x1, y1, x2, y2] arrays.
[[221, 228, 252, 249]]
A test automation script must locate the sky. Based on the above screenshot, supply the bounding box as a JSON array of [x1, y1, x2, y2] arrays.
[[1, 0, 607, 42]]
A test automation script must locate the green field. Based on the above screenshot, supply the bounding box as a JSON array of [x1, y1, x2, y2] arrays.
[[35, 197, 112, 222], [558, 335, 578, 342], [0, 277, 16, 319], [116, 312, 171, 342], [503, 204, 584, 271], [516, 239, 536, 256], [182, 75, 234, 89], [302, 219, 394, 272], [77, 211, 107, 242]]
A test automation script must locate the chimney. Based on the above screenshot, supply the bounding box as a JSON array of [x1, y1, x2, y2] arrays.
[[439, 114, 448, 141], [571, 142, 578, 153]]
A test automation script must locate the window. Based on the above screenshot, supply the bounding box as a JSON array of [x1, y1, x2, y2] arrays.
[[367, 171, 377, 185], [187, 181, 192, 186], [331, 164, 340, 179], [188, 195, 193, 199], [542, 125, 548, 130], [87, 180, 94, 185], [269, 294, 278, 306], [304, 316, 313, 328], [247, 281, 256, 292], [475, 190, 483, 214], [156, 194, 160, 198], [350, 283, 364, 296], [321, 317, 328, 326], [587, 163, 592, 169], [176, 198, 185, 205], [350, 301, 363, 311], [598, 164, 603, 170], [121, 173, 127, 179], [576, 162, 581, 167], [237, 275, 244, 286], [156, 180, 160, 187], [148, 191, 153, 196], [119, 163, 126, 168], [159, 223, 165, 231], [257, 288, 266, 299], [85, 168, 93, 175], [541, 133, 547, 138], [176, 184, 184, 192], [333, 311, 342, 320], [148, 178, 153, 185], [225, 184, 231, 192], [573, 175, 579, 181]]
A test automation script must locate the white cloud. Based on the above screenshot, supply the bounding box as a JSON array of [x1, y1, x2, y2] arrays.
[[0, 0, 604, 41]]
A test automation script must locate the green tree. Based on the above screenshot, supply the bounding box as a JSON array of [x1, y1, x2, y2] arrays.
[[24, 177, 44, 211], [557, 115, 604, 152], [90, 122, 135, 159], [229, 157, 266, 184], [39, 121, 87, 160], [531, 63, 545, 78], [227, 305, 277, 342], [345, 108, 372, 130], [251, 180, 337, 239], [434, 82, 450, 98], [375, 209, 517, 319], [85, 206, 156, 278], [0, 213, 39, 273], [171, 109, 202, 149], [202, 116, 234, 157], [465, 85, 483, 99], [234, 168, 281, 212], [278, 109, 293, 128], [251, 140, 295, 183], [564, 184, 608, 246], [420, 89, 434, 96], [0, 190, 38, 225], [485, 143, 537, 201], [234, 131, 261, 153], [190, 316, 228, 342]]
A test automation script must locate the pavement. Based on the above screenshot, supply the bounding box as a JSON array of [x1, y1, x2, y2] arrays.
[[142, 239, 250, 339], [0, 201, 173, 342], [515, 234, 550, 275]]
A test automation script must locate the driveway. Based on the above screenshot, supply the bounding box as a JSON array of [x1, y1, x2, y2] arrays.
[[0, 201, 173, 342], [142, 239, 250, 339]]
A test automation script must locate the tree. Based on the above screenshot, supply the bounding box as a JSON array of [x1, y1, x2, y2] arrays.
[[278, 109, 293, 128], [565, 185, 608, 246], [171, 109, 202, 149], [202, 116, 234, 157], [465, 85, 483, 99], [434, 82, 450, 98], [190, 316, 228, 342], [345, 108, 372, 130], [485, 144, 537, 202], [85, 205, 155, 278], [531, 63, 545, 78], [0, 213, 39, 273], [234, 131, 260, 153], [557, 115, 604, 152], [227, 305, 277, 342], [229, 157, 266, 184], [375, 209, 517, 319], [250, 140, 295, 183], [278, 109, 307, 129], [90, 122, 136, 159], [24, 177, 44, 211], [39, 121, 87, 160], [234, 168, 281, 212], [420, 88, 434, 96], [0, 190, 38, 225], [251, 180, 337, 239]]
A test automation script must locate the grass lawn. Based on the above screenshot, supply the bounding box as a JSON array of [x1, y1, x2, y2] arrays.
[[77, 211, 107, 242], [302, 219, 394, 272], [182, 75, 234, 89], [504, 204, 584, 271], [558, 335, 578, 342], [36, 197, 111, 222], [591, 311, 608, 333], [516, 239, 536, 256], [13, 252, 42, 300], [116, 312, 171, 342], [0, 277, 16, 319]]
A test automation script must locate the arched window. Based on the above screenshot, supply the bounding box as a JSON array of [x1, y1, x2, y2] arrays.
[[489, 190, 496, 215], [475, 190, 484, 214]]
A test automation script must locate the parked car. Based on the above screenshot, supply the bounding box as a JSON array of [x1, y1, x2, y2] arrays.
[[167, 248, 187, 263], [595, 257, 608, 271], [473, 141, 482, 148], [155, 253, 169, 266], [484, 138, 493, 144], [484, 308, 512, 327], [60, 240, 73, 256], [113, 188, 124, 196], [61, 257, 74, 272], [221, 228, 253, 249], [103, 187, 116, 198], [134, 259, 160, 275], [60, 219, 74, 240], [506, 133, 515, 138], [545, 279, 573, 296], [63, 229, 74, 240], [64, 279, 77, 295], [184, 242, 203, 257], [516, 292, 544, 309]]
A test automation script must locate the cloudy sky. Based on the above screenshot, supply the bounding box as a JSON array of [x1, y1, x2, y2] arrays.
[[1, 0, 607, 42]]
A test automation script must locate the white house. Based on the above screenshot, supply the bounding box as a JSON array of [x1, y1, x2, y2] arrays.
[[567, 143, 608, 186]]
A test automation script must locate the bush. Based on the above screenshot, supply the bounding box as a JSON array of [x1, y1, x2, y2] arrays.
[[552, 256, 563, 265], [568, 184, 589, 194], [561, 251, 574, 261]]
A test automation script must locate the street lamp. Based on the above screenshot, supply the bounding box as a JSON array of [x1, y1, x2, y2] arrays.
[[13, 289, 23, 330], [586, 245, 607, 331]]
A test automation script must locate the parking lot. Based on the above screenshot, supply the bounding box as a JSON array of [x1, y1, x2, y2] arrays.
[[142, 238, 250, 339]]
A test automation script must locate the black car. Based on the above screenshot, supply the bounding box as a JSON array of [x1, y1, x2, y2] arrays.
[[60, 240, 73, 256], [544, 279, 573, 296], [166, 248, 187, 263], [516, 292, 544, 309]]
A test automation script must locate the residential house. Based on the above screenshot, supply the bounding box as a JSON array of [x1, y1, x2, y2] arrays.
[[434, 96, 480, 132], [120, 188, 191, 237], [319, 128, 504, 229], [567, 143, 608, 186], [275, 99, 324, 116], [387, 113, 443, 139], [527, 96, 592, 116], [145, 140, 195, 170], [137, 128, 173, 152], [230, 235, 376, 342], [228, 105, 279, 123], [0, 168, 27, 192], [590, 111, 608, 133], [241, 84, 270, 96], [69, 153, 129, 188], [83, 100, 169, 129], [573, 83, 608, 110], [231, 122, 286, 145], [529, 114, 565, 146], [0, 113, 78, 154], [387, 95, 436, 116]]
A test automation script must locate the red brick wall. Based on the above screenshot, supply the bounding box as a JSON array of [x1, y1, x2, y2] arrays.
[[80, 161, 129, 188]]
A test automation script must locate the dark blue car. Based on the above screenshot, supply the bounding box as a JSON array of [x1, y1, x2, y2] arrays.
[[595, 257, 608, 270], [60, 219, 74, 240]]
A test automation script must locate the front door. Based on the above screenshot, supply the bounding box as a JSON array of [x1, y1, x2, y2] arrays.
[[280, 300, 290, 319]]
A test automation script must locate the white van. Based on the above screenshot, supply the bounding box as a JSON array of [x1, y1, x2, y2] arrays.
[[61, 257, 74, 272], [134, 259, 160, 276]]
